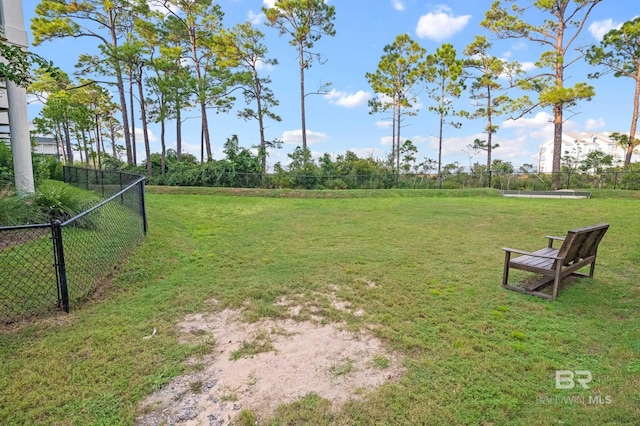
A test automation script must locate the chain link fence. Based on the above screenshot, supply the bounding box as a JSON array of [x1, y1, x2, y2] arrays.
[[150, 169, 640, 190], [0, 167, 146, 324]]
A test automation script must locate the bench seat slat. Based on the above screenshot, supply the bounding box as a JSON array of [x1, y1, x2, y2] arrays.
[[510, 248, 557, 272]]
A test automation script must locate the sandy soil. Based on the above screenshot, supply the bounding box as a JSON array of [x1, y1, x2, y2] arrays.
[[136, 297, 403, 425]]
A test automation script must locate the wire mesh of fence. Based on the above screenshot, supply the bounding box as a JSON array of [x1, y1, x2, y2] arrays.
[[64, 166, 143, 198], [0, 167, 146, 324], [60, 181, 146, 307], [0, 224, 59, 322]]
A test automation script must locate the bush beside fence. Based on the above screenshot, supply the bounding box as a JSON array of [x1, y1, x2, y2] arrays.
[[0, 167, 147, 323], [148, 169, 640, 191]]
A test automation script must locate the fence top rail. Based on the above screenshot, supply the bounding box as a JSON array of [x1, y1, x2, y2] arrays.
[[63, 166, 145, 182], [0, 222, 52, 232], [62, 175, 146, 227]]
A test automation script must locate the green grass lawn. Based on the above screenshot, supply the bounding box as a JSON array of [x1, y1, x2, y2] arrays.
[[1, 188, 639, 425]]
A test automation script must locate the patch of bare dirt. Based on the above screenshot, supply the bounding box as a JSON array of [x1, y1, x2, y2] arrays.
[[136, 301, 403, 425]]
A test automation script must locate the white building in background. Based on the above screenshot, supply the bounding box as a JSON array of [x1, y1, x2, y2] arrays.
[[33, 136, 62, 159], [536, 131, 640, 173]]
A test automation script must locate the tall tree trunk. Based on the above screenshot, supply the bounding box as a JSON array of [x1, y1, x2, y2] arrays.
[[188, 29, 212, 161], [551, 20, 566, 174], [486, 85, 493, 171], [100, 131, 106, 157], [137, 67, 152, 177], [75, 130, 84, 165], [199, 97, 211, 161], [299, 43, 307, 154], [116, 67, 132, 164], [109, 12, 133, 166], [129, 72, 137, 165], [391, 94, 396, 172], [200, 127, 205, 164], [255, 74, 267, 173], [94, 115, 102, 170], [396, 100, 401, 174], [82, 130, 90, 168], [552, 103, 563, 174], [161, 118, 166, 176], [63, 121, 73, 165], [55, 122, 63, 163], [109, 119, 117, 158], [88, 132, 97, 169], [176, 97, 182, 161], [625, 69, 640, 166], [438, 111, 444, 189]]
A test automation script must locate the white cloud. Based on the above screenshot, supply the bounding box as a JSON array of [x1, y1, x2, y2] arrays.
[[380, 135, 393, 146], [520, 61, 536, 72], [248, 10, 264, 25], [281, 129, 328, 145], [511, 41, 528, 51], [425, 133, 475, 157], [416, 6, 471, 41], [133, 127, 159, 143], [492, 135, 532, 163], [502, 112, 579, 141], [585, 117, 605, 131], [588, 19, 621, 41], [502, 112, 554, 139], [324, 89, 372, 108], [181, 142, 201, 158], [409, 135, 432, 145], [147, 1, 179, 15], [391, 0, 405, 11], [255, 59, 276, 71], [375, 120, 393, 129], [263, 0, 277, 8], [349, 147, 387, 160]]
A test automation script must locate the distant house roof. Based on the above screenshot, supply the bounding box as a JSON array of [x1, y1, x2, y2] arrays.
[[33, 136, 57, 145]]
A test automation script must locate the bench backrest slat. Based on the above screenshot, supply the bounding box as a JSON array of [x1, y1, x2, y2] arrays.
[[556, 224, 609, 267]]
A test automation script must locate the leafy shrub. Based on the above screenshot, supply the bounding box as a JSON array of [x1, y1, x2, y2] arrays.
[[0, 141, 14, 187], [34, 179, 99, 222], [324, 178, 348, 190], [0, 196, 44, 226]]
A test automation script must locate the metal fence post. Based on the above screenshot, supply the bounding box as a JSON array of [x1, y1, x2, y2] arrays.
[[51, 220, 70, 313], [139, 179, 148, 235]]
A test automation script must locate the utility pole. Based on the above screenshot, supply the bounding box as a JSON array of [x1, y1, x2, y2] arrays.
[[1, 0, 34, 195]]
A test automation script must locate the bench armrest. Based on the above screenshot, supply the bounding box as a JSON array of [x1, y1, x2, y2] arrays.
[[502, 247, 563, 260], [546, 235, 565, 248]]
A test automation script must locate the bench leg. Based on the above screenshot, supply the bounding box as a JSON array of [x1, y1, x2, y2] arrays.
[[588, 261, 596, 278], [551, 265, 562, 301], [502, 252, 511, 287]]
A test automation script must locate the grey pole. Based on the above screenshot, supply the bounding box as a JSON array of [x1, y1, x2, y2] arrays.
[[2, 0, 35, 196]]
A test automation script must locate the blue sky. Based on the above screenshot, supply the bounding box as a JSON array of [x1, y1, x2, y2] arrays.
[[21, 0, 639, 170]]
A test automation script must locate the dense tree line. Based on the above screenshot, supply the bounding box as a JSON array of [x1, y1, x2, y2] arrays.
[[20, 1, 640, 183]]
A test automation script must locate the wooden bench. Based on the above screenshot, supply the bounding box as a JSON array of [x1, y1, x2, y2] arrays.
[[502, 224, 609, 300]]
